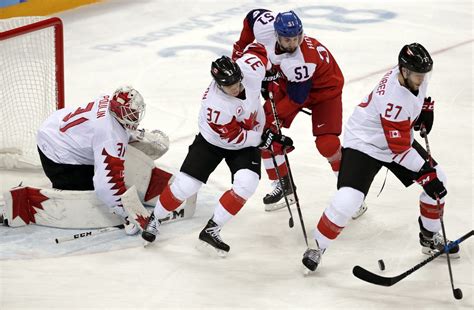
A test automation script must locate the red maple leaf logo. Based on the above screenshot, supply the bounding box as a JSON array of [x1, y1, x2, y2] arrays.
[[11, 187, 48, 224], [240, 111, 259, 130], [135, 214, 150, 229]]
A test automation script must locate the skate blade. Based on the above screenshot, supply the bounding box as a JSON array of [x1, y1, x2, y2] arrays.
[[196, 240, 228, 258], [351, 203, 368, 219], [422, 248, 460, 259], [302, 266, 315, 276], [264, 195, 296, 212]]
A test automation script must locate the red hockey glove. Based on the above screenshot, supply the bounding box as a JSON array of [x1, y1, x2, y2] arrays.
[[232, 42, 244, 61], [415, 167, 447, 200], [413, 97, 434, 137]]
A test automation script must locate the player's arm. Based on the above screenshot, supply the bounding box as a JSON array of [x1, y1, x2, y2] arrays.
[[379, 102, 424, 172], [233, 9, 271, 60]]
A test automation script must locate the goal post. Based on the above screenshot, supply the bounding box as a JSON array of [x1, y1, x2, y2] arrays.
[[0, 16, 65, 169]]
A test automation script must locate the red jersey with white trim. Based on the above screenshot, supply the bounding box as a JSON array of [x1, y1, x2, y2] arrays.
[[234, 9, 343, 106], [37, 94, 129, 208], [199, 49, 267, 150], [344, 67, 428, 172]]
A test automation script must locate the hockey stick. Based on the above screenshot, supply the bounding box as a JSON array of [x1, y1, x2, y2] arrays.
[[352, 230, 473, 287], [54, 224, 125, 244], [268, 92, 308, 247], [421, 126, 462, 299], [269, 150, 294, 228]]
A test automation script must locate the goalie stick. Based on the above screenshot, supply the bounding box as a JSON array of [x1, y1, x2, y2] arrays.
[[352, 230, 473, 287], [55, 224, 125, 244]]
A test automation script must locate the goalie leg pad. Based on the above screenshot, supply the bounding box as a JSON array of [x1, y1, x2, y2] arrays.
[[4, 186, 122, 228]]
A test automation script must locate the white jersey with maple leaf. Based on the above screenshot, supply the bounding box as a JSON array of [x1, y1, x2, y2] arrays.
[[199, 49, 268, 150], [37, 94, 130, 208], [343, 66, 428, 172]]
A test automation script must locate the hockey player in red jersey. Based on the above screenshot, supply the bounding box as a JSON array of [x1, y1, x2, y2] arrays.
[[233, 9, 366, 217], [301, 43, 460, 273], [36, 86, 146, 234], [141, 45, 293, 256]]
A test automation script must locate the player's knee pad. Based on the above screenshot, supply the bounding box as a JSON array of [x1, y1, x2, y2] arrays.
[[170, 172, 202, 201], [232, 169, 259, 200], [315, 134, 341, 158], [325, 187, 364, 227]]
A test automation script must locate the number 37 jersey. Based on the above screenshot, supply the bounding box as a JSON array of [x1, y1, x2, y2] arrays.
[[343, 67, 428, 172], [198, 50, 268, 150]]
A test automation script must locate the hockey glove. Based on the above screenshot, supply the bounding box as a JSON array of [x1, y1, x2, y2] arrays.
[[260, 128, 294, 151], [413, 97, 434, 137], [232, 42, 244, 61], [415, 167, 447, 200], [261, 70, 281, 100]]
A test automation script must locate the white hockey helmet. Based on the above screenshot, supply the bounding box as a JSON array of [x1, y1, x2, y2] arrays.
[[110, 86, 145, 130]]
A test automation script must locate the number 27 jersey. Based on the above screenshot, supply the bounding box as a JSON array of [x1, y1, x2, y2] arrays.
[[343, 67, 428, 172]]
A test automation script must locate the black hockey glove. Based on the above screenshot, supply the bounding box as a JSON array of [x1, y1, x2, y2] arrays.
[[415, 166, 447, 200], [261, 70, 281, 100], [259, 128, 293, 150], [413, 97, 434, 137]]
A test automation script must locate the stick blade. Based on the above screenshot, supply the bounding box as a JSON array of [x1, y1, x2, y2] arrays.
[[352, 265, 397, 287]]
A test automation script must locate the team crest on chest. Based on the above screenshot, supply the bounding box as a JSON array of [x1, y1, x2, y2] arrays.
[[236, 106, 244, 116]]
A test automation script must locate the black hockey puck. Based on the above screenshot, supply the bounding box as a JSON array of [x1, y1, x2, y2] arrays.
[[378, 259, 385, 271], [453, 288, 463, 300]]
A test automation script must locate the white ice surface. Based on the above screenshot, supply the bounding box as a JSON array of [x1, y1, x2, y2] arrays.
[[0, 0, 472, 309]]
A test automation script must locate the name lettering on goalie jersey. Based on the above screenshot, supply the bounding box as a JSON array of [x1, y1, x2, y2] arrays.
[[96, 95, 110, 119]]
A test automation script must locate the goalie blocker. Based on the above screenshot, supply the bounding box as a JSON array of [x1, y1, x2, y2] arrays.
[[2, 141, 196, 229]]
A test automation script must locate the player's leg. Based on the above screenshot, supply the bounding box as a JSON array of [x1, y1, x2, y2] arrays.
[[142, 134, 223, 243], [388, 140, 459, 257], [37, 146, 94, 190], [303, 148, 382, 272], [198, 147, 261, 256], [311, 98, 367, 219]]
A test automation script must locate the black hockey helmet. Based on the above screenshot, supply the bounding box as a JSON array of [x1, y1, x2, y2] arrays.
[[398, 43, 433, 73], [211, 56, 243, 86]]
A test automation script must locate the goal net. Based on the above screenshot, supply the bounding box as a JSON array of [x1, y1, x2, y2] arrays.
[[0, 16, 64, 169]]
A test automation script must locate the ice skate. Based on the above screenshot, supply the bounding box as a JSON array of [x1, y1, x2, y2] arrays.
[[351, 201, 368, 220], [419, 232, 460, 258], [198, 219, 230, 257], [263, 175, 295, 212], [141, 212, 160, 246], [302, 247, 325, 275]]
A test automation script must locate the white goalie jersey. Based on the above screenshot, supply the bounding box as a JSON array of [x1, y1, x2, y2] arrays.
[[198, 47, 269, 150], [37, 94, 130, 208]]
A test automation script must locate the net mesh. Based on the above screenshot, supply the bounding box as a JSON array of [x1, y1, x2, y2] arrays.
[[0, 17, 60, 169]]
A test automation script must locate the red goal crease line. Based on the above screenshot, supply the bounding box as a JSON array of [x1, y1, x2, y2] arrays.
[[347, 38, 474, 84]]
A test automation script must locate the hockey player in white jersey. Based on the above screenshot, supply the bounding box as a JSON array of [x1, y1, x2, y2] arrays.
[[302, 43, 460, 273], [141, 45, 293, 256], [36, 86, 146, 234]]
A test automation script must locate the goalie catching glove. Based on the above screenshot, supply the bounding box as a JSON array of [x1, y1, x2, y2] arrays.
[[259, 128, 294, 152], [129, 128, 170, 160]]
